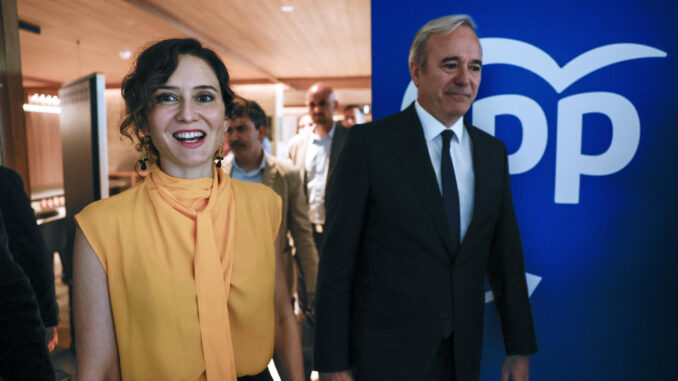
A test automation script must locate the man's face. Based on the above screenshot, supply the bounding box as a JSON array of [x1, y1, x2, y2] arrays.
[[343, 108, 364, 128], [226, 117, 263, 159], [306, 87, 337, 127], [410, 26, 482, 126]]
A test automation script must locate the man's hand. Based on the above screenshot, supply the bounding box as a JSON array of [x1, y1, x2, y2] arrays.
[[319, 370, 354, 381], [45, 326, 59, 352], [501, 355, 529, 381]]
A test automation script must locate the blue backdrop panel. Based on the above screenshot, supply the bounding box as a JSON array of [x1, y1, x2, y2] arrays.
[[371, 1, 678, 379]]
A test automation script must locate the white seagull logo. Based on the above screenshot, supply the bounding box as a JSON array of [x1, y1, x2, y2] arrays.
[[401, 38, 667, 109], [480, 38, 667, 93]]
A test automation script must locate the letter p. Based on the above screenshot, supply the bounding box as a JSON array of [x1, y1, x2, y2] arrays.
[[555, 92, 640, 204]]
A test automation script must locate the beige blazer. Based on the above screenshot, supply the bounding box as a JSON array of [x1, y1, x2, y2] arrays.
[[286, 123, 350, 197], [223, 153, 319, 295]]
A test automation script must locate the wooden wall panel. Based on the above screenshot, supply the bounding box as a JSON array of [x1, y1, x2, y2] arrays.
[[24, 111, 63, 192], [1, 0, 30, 190]]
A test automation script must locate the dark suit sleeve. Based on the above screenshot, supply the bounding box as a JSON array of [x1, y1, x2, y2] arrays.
[[314, 125, 370, 372], [486, 145, 538, 355], [0, 167, 59, 327], [0, 211, 55, 380]]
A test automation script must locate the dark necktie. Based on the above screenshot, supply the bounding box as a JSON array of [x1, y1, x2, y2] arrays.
[[441, 129, 460, 249]]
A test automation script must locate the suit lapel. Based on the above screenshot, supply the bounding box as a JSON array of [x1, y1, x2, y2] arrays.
[[262, 154, 276, 189], [385, 105, 455, 256], [328, 124, 348, 176]]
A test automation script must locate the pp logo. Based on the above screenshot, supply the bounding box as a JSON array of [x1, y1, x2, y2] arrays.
[[401, 38, 667, 204]]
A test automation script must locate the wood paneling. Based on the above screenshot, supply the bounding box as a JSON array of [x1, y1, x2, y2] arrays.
[[24, 111, 63, 192], [1, 0, 30, 191], [138, 0, 371, 78], [17, 0, 371, 97], [18, 0, 371, 86], [17, 0, 266, 86]]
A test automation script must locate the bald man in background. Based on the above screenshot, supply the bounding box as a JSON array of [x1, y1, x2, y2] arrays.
[[287, 83, 349, 254]]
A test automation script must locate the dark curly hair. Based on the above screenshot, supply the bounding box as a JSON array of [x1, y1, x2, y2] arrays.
[[120, 38, 236, 167]]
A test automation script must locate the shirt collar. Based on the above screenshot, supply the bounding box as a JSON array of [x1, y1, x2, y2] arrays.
[[415, 100, 465, 144], [232, 151, 266, 176], [312, 122, 336, 142]]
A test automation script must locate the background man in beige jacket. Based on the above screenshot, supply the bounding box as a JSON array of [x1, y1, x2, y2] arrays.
[[224, 100, 319, 307]]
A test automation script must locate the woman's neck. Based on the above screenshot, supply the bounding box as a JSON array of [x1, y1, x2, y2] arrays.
[[156, 160, 214, 179]]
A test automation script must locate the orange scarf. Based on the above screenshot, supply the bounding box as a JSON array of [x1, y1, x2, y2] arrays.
[[147, 166, 237, 380]]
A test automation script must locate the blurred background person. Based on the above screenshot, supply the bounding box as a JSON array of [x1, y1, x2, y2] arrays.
[[342, 104, 365, 128], [297, 114, 314, 134], [287, 83, 348, 254], [0, 166, 59, 354], [73, 38, 303, 381], [0, 209, 55, 380]]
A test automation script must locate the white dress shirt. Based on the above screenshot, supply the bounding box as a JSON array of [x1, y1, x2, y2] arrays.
[[305, 124, 336, 224], [415, 101, 475, 242]]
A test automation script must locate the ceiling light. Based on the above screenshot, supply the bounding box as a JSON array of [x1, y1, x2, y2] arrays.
[[23, 104, 61, 114], [119, 50, 132, 60], [281, 5, 294, 12], [29, 93, 60, 106]]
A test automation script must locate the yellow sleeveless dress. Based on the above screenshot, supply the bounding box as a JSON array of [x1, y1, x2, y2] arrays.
[[76, 165, 282, 380]]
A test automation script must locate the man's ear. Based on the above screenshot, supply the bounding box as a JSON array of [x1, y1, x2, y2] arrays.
[[410, 61, 422, 88], [258, 125, 266, 142]]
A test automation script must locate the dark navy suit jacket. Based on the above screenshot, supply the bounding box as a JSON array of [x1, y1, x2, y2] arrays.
[[314, 105, 537, 381], [0, 209, 55, 380]]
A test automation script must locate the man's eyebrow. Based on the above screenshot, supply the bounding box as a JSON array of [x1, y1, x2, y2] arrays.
[[440, 57, 483, 65], [441, 56, 460, 63]]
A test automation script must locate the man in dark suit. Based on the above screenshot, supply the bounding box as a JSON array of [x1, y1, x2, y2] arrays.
[[0, 166, 59, 352], [314, 15, 537, 381], [0, 206, 55, 380], [287, 83, 349, 253]]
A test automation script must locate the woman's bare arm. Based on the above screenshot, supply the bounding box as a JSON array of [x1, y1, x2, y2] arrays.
[[272, 231, 304, 381], [73, 225, 121, 380]]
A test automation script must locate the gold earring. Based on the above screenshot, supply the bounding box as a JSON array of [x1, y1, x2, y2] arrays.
[[215, 145, 224, 168], [139, 144, 149, 171]]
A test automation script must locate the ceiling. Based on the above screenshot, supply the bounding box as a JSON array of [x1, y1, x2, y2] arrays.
[[17, 0, 371, 104]]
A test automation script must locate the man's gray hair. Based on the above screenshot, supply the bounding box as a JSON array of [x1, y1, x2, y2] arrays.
[[408, 15, 477, 69]]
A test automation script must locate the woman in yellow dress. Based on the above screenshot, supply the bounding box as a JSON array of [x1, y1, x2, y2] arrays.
[[73, 39, 303, 381]]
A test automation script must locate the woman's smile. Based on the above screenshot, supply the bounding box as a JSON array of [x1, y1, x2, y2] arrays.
[[173, 129, 207, 147]]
